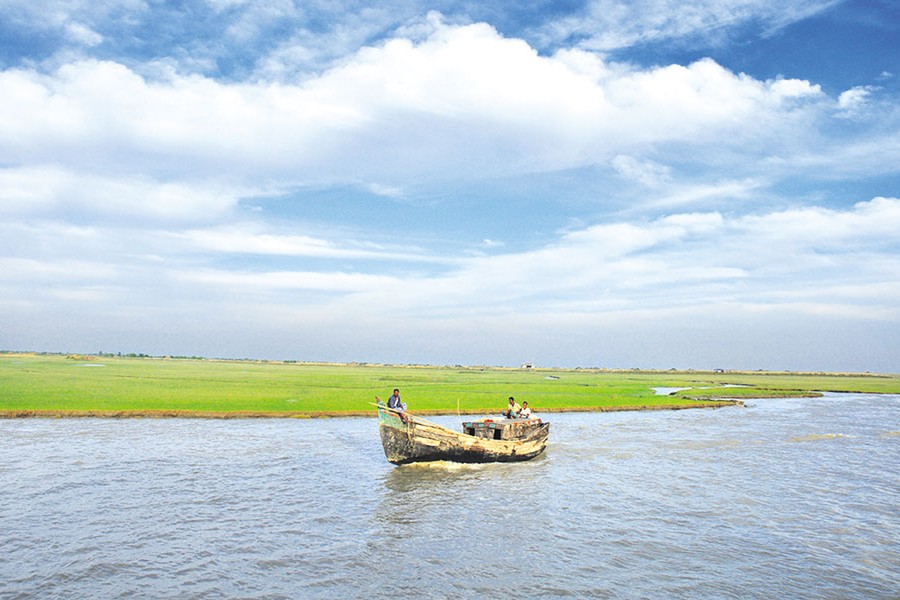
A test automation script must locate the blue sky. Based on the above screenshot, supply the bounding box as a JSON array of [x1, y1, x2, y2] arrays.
[[1, 0, 898, 371]]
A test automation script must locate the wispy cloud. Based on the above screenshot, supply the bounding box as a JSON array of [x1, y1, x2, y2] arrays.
[[340, 197, 900, 317], [534, 0, 841, 51], [175, 225, 452, 263]]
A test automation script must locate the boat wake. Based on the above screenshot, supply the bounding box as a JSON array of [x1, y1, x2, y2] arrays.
[[398, 460, 492, 472], [788, 433, 850, 443]]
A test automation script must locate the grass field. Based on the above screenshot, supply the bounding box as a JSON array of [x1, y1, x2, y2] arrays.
[[1, 353, 898, 417]]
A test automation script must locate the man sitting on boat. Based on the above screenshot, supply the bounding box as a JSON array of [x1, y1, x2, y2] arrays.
[[387, 388, 406, 412], [502, 396, 520, 419], [518, 401, 532, 419], [379, 388, 409, 423]]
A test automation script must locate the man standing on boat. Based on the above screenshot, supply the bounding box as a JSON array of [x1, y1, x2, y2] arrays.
[[387, 388, 406, 412]]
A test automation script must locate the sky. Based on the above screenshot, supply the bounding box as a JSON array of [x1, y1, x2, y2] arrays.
[[1, 0, 899, 372]]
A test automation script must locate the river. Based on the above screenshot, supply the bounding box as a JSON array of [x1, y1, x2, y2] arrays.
[[1, 393, 897, 598]]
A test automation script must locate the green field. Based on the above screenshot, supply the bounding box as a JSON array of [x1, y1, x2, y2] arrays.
[[1, 353, 898, 417]]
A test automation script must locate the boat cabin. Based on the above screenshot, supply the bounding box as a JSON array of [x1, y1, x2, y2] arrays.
[[462, 418, 543, 441]]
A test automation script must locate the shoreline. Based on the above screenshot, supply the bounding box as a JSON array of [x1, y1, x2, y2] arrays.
[[0, 401, 742, 419]]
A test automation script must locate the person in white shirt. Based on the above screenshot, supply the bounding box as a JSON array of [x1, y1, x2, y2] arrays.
[[518, 401, 532, 419]]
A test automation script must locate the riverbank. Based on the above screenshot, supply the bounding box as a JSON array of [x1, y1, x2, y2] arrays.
[[1, 353, 897, 418], [0, 400, 743, 419]]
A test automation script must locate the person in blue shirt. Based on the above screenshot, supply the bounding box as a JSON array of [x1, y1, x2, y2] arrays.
[[387, 388, 406, 412]]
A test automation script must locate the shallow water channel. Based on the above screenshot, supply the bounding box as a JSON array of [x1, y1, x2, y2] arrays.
[[1, 393, 898, 598]]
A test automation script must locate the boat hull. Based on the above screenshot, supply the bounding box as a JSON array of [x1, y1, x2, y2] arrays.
[[377, 406, 549, 465]]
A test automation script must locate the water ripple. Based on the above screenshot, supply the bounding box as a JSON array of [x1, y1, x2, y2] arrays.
[[0, 395, 897, 598]]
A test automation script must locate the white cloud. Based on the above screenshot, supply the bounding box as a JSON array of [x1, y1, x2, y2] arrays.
[[758, 128, 900, 181], [837, 85, 878, 117], [0, 256, 119, 282], [174, 268, 399, 293], [176, 225, 448, 262], [643, 178, 766, 211], [0, 166, 242, 220], [0, 20, 832, 223], [365, 182, 406, 198]]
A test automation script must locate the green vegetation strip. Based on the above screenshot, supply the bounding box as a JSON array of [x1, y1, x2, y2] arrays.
[[2, 353, 898, 418]]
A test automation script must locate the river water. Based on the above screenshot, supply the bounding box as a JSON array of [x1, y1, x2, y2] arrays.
[[1, 393, 897, 599]]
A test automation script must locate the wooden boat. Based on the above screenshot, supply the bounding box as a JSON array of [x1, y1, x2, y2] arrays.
[[374, 400, 550, 465]]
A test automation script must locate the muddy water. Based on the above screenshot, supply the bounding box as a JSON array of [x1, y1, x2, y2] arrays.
[[1, 393, 897, 598]]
